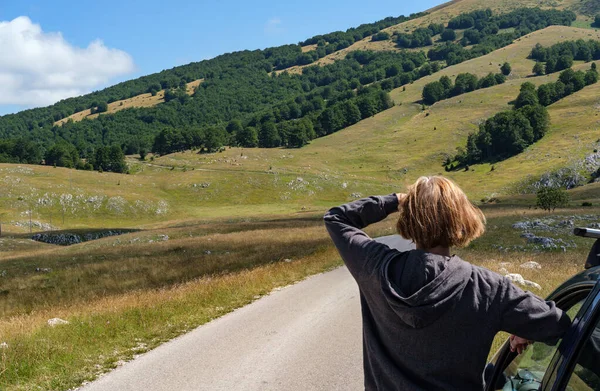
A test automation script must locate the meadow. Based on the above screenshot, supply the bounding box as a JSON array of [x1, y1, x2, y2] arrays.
[[1, 192, 599, 390]]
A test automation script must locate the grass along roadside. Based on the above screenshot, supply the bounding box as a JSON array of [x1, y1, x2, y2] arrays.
[[0, 246, 343, 391], [1, 204, 598, 390]]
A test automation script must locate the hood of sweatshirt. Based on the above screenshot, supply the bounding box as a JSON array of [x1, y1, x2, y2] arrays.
[[381, 249, 472, 329]]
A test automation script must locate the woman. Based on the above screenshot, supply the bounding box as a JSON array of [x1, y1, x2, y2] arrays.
[[324, 176, 571, 390]]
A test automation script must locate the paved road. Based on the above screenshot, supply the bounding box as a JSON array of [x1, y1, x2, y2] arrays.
[[80, 236, 414, 391]]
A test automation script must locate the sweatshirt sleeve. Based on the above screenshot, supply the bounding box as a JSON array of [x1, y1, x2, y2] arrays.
[[499, 277, 572, 344], [323, 194, 400, 280]]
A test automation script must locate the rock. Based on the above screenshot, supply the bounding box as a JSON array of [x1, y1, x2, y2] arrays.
[[588, 223, 600, 229], [520, 261, 542, 270], [506, 273, 541, 290], [350, 193, 362, 199], [499, 262, 512, 267], [47, 318, 69, 327], [499, 267, 509, 275], [0, 342, 7, 349], [558, 220, 574, 228], [204, 250, 212, 255], [506, 273, 526, 285], [522, 280, 542, 290], [35, 267, 52, 273], [284, 258, 292, 263]]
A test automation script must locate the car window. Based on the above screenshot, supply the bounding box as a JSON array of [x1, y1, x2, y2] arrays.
[[565, 322, 600, 391], [499, 301, 584, 391]]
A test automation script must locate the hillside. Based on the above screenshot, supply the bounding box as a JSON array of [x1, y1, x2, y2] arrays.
[[54, 79, 203, 126], [0, 1, 598, 231], [0, 25, 598, 234]]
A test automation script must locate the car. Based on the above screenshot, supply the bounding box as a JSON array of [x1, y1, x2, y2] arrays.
[[484, 227, 600, 391]]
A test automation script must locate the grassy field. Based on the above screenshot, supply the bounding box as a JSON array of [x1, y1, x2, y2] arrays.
[[1, 196, 598, 390]]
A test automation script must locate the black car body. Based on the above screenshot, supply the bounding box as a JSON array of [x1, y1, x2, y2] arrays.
[[485, 227, 600, 391]]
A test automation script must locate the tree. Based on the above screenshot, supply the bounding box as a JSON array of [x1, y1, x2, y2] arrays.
[[514, 86, 539, 109], [371, 32, 390, 41], [107, 145, 127, 173], [451, 73, 478, 96], [139, 148, 147, 161], [439, 75, 453, 91], [501, 62, 512, 76], [204, 127, 227, 152], [259, 122, 281, 148], [45, 143, 80, 168], [518, 104, 550, 140], [556, 55, 574, 71], [422, 82, 445, 105], [585, 68, 599, 85], [536, 187, 569, 211], [532, 62, 545, 76], [594, 15, 600, 28], [441, 29, 456, 42], [236, 126, 259, 148]]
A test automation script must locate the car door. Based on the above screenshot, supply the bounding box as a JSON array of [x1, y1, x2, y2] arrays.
[[547, 281, 600, 391], [485, 278, 600, 391]]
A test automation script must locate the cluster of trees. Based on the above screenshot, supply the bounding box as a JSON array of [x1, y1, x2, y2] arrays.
[[395, 23, 444, 48], [454, 83, 550, 166], [422, 71, 506, 105], [536, 64, 598, 106], [453, 64, 598, 167], [0, 139, 127, 173], [371, 32, 390, 42], [427, 8, 576, 66], [0, 139, 43, 164], [530, 40, 600, 75]]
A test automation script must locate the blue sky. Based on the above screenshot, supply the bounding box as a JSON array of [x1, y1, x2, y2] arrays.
[[0, 0, 446, 115]]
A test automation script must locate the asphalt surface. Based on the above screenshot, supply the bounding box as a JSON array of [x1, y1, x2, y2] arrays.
[[80, 235, 414, 391]]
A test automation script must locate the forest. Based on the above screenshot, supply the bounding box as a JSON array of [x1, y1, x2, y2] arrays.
[[0, 7, 578, 172]]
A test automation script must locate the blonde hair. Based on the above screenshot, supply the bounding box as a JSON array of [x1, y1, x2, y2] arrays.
[[396, 176, 486, 249]]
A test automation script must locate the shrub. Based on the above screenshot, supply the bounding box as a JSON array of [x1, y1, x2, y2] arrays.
[[501, 62, 512, 76], [582, 202, 593, 207], [536, 187, 569, 211]]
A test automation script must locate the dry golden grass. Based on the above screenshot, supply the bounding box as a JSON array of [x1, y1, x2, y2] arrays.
[[54, 79, 203, 126], [301, 44, 318, 52]]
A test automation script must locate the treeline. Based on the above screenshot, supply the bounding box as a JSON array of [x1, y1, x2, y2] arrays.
[[151, 86, 394, 155], [0, 140, 127, 173], [422, 71, 506, 105], [427, 8, 576, 65], [530, 39, 600, 75], [452, 64, 598, 166]]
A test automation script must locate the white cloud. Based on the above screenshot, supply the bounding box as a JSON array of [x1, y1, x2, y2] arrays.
[[264, 17, 284, 35], [0, 16, 135, 108]]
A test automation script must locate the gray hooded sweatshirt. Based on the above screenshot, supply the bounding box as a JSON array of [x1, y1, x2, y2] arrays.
[[323, 194, 571, 391]]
